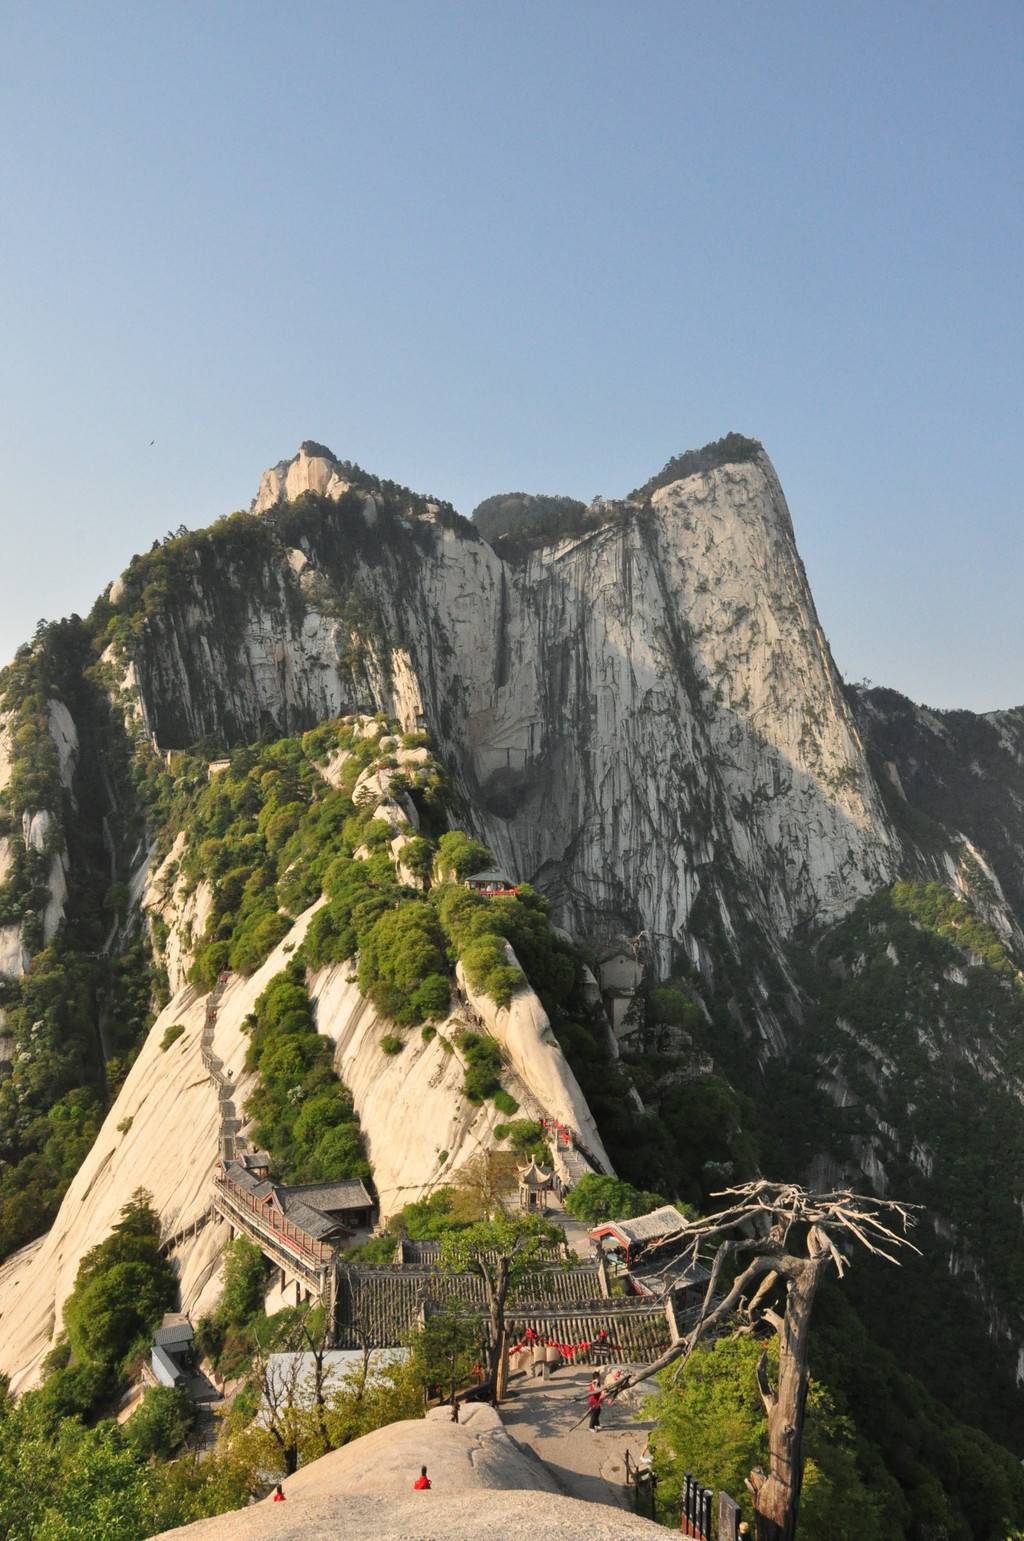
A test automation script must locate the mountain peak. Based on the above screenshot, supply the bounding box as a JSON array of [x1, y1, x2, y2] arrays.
[[252, 443, 351, 513]]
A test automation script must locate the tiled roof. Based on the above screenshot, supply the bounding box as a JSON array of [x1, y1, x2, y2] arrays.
[[517, 1157, 554, 1188], [153, 1322, 194, 1349], [592, 1205, 690, 1245], [224, 1161, 277, 1203], [223, 1164, 372, 1233], [672, 1260, 711, 1289], [334, 1261, 607, 1348], [282, 1198, 344, 1241], [285, 1179, 374, 1212], [397, 1238, 441, 1265]]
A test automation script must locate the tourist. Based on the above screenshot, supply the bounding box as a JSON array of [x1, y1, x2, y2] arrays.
[[588, 1380, 603, 1431], [414, 1466, 431, 1490], [272, 1484, 286, 1502]]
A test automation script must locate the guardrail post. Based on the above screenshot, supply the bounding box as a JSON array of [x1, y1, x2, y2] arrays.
[[717, 1491, 739, 1541]]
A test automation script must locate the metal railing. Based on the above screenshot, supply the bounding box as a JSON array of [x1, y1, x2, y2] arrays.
[[682, 1473, 714, 1539], [212, 1181, 325, 1290]]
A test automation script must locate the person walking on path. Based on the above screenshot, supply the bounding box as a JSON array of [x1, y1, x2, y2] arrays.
[[414, 1466, 432, 1490], [587, 1378, 604, 1431], [272, 1485, 286, 1502]]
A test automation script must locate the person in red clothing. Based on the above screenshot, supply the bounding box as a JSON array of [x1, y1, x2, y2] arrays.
[[414, 1466, 431, 1490], [588, 1377, 604, 1431], [272, 1484, 286, 1502]]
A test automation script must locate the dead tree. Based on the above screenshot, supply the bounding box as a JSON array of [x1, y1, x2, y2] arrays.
[[614, 1181, 919, 1541]]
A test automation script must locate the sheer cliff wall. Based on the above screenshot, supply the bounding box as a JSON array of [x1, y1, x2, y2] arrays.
[[117, 452, 899, 982]]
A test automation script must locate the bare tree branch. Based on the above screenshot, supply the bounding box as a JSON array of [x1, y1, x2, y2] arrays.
[[604, 1182, 920, 1541]]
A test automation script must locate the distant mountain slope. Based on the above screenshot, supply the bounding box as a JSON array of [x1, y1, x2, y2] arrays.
[[853, 684, 1024, 921]]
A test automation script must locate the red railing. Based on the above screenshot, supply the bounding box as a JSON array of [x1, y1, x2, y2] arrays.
[[215, 1172, 328, 1265]]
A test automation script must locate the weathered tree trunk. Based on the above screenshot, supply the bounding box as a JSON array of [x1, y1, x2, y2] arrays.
[[477, 1254, 510, 1375], [753, 1257, 826, 1541], [490, 1257, 511, 1375]]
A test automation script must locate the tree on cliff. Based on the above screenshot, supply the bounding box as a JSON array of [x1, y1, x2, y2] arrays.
[[439, 1211, 563, 1377], [615, 1182, 918, 1541]]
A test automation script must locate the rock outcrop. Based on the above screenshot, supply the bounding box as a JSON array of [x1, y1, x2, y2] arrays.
[[253, 446, 352, 514], [152, 1402, 662, 1540], [0, 698, 79, 978], [0, 894, 611, 1390], [116, 449, 900, 1000]]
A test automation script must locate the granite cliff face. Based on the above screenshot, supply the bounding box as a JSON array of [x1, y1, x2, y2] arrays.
[[6, 436, 1024, 1446], [117, 448, 900, 1014]]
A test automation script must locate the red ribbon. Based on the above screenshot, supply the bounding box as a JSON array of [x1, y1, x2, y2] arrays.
[[507, 1331, 623, 1357]]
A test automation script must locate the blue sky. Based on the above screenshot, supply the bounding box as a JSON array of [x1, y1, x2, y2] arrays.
[[1, 2, 1021, 709]]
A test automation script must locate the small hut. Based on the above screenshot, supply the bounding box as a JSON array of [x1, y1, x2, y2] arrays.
[[589, 1204, 690, 1264], [517, 1157, 554, 1213], [464, 869, 518, 896], [238, 1149, 272, 1179]]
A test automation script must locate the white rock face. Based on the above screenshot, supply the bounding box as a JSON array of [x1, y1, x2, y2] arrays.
[[0, 918, 317, 1394], [0, 926, 28, 976], [22, 809, 51, 851], [0, 894, 614, 1388], [0, 700, 80, 977], [126, 451, 898, 992], [47, 699, 78, 789], [310, 949, 606, 1218], [144, 853, 214, 997], [123, 560, 349, 751], [0, 983, 227, 1395], [456, 954, 611, 1172], [253, 448, 350, 514], [42, 852, 67, 942]]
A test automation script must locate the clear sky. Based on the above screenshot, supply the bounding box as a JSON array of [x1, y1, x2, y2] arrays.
[[1, 2, 1021, 710]]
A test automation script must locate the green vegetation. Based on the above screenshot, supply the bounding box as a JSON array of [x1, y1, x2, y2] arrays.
[[767, 880, 1024, 1444], [61, 1193, 175, 1372], [124, 1385, 195, 1461], [348, 1187, 467, 1262], [629, 432, 763, 502], [34, 1192, 177, 1425], [648, 1336, 885, 1541], [890, 878, 1016, 977], [433, 830, 492, 882], [242, 963, 369, 1185], [159, 1023, 185, 1050], [380, 1033, 404, 1055], [647, 984, 701, 1032], [299, 439, 337, 461], [405, 1301, 485, 1393], [0, 620, 161, 1266], [548, 991, 759, 1207], [649, 1310, 1024, 1541], [439, 1210, 564, 1372], [493, 1118, 549, 1164], [456, 1030, 503, 1103], [195, 1238, 271, 1378], [809, 1283, 1024, 1541], [563, 1173, 667, 1225], [470, 491, 593, 554], [356, 904, 449, 1025]]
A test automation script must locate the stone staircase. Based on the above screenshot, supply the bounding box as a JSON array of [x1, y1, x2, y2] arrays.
[[199, 972, 249, 1164]]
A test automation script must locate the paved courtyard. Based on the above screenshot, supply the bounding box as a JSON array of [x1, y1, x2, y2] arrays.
[[498, 1363, 655, 1511]]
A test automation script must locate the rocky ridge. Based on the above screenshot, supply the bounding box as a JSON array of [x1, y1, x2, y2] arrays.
[[2, 435, 1024, 1452], [115, 447, 903, 1041]]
